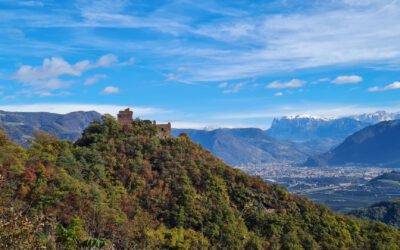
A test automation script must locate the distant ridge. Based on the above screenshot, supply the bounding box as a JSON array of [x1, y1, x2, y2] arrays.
[[267, 116, 367, 141], [304, 120, 400, 167], [268, 110, 400, 142], [2, 109, 399, 166], [368, 171, 400, 187], [0, 110, 102, 145], [350, 111, 400, 124], [173, 128, 313, 165], [350, 198, 400, 228], [267, 110, 400, 155]]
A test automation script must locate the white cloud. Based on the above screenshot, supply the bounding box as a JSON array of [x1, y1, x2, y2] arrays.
[[212, 103, 400, 122], [3, 1, 400, 85], [223, 83, 245, 94], [267, 79, 305, 89], [36, 91, 52, 97], [332, 75, 363, 85], [0, 103, 164, 116], [74, 1, 191, 35], [166, 73, 178, 81], [195, 22, 256, 42], [17, 1, 44, 7], [170, 121, 212, 129], [369, 81, 400, 92], [14, 54, 118, 90], [318, 78, 330, 83], [218, 82, 228, 88], [275, 92, 283, 96], [171, 121, 251, 130], [119, 57, 135, 66], [96, 54, 118, 67], [101, 86, 119, 94], [37, 78, 73, 89], [341, 0, 382, 7], [164, 1, 400, 82], [15, 57, 86, 83], [84, 74, 107, 85]]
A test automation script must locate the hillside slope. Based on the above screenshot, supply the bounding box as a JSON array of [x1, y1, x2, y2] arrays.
[[1, 116, 400, 249], [173, 128, 313, 165], [0, 110, 101, 145], [368, 171, 400, 188], [350, 199, 400, 229], [304, 120, 400, 167]]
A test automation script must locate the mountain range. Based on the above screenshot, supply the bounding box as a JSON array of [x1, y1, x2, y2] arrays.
[[174, 111, 400, 165], [350, 111, 400, 124], [172, 128, 313, 166], [0, 110, 101, 146], [1, 109, 399, 166], [268, 115, 366, 141], [267, 111, 400, 152], [304, 120, 400, 167]]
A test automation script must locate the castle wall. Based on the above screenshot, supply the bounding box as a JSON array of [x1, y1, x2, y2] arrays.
[[117, 108, 171, 138], [156, 122, 171, 139]]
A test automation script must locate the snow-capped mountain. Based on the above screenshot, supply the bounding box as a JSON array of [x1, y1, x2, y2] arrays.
[[350, 111, 400, 124], [267, 116, 367, 141], [267, 111, 400, 153], [283, 114, 334, 121], [269, 111, 400, 141]]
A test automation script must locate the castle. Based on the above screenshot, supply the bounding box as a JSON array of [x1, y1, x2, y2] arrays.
[[117, 108, 171, 138], [117, 108, 133, 128], [155, 122, 172, 139]]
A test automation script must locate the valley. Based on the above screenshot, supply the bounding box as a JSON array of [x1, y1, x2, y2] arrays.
[[237, 164, 400, 213]]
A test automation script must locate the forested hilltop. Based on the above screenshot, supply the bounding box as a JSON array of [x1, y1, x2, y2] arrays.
[[1, 115, 400, 249], [350, 199, 400, 229]]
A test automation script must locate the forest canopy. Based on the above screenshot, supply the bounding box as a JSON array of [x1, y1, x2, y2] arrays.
[[1, 115, 400, 249]]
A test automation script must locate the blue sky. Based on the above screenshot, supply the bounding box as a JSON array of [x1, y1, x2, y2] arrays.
[[1, 0, 400, 128]]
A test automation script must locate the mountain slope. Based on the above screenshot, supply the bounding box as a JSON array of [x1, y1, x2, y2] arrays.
[[304, 120, 400, 167], [368, 171, 400, 188], [0, 110, 102, 145], [350, 199, 400, 228], [1, 116, 400, 249], [173, 128, 313, 165]]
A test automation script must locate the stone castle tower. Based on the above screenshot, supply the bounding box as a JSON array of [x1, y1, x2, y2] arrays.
[[117, 108, 133, 128], [156, 122, 172, 139], [117, 108, 172, 138]]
